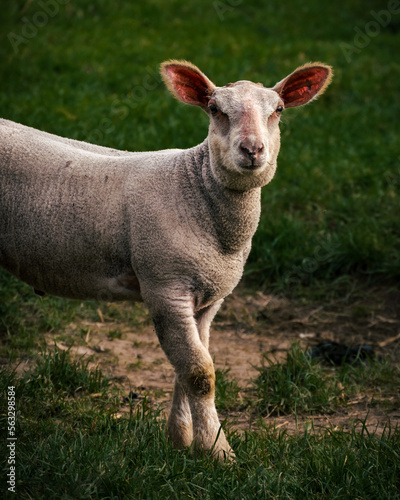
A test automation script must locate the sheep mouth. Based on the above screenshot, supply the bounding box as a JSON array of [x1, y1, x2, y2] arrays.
[[245, 163, 262, 169], [235, 154, 266, 171], [238, 162, 264, 172], [237, 159, 273, 174]]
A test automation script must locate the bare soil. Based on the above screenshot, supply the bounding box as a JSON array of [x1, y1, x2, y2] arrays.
[[48, 285, 400, 434]]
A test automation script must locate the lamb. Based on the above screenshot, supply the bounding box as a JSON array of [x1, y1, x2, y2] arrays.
[[0, 60, 332, 459]]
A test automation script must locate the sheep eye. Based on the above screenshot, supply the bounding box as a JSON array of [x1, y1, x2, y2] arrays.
[[209, 104, 219, 114], [276, 105, 284, 113]]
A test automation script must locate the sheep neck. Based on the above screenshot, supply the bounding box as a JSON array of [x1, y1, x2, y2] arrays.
[[180, 139, 261, 255]]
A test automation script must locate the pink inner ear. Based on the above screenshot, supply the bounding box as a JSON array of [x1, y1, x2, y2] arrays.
[[281, 67, 329, 107], [165, 66, 210, 107]]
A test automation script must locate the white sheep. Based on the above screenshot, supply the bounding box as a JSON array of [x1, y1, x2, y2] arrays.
[[0, 60, 332, 459]]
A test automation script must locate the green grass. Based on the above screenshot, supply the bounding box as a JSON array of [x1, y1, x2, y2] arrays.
[[1, 349, 399, 499], [215, 368, 243, 412], [250, 343, 400, 417], [0, 0, 399, 294], [0, 270, 82, 356], [252, 344, 344, 416], [23, 345, 110, 397]]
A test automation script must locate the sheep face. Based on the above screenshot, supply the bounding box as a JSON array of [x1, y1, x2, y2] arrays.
[[206, 81, 283, 190]]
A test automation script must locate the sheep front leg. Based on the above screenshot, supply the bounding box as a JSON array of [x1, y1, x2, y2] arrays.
[[167, 299, 225, 450], [148, 296, 233, 460]]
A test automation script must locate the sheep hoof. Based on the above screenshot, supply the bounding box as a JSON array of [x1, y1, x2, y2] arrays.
[[192, 431, 236, 461], [214, 445, 236, 462]]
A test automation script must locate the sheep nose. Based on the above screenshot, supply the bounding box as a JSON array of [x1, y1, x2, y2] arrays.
[[240, 142, 264, 161]]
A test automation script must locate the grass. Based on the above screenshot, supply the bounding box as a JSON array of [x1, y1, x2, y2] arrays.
[[215, 368, 243, 412], [1, 348, 399, 499], [251, 344, 345, 416], [250, 343, 400, 417], [23, 345, 110, 396], [0, 0, 399, 295]]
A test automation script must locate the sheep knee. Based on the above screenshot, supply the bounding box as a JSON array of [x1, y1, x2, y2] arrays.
[[185, 365, 215, 398]]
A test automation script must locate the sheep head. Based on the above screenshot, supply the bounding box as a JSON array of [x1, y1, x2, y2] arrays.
[[161, 60, 333, 191]]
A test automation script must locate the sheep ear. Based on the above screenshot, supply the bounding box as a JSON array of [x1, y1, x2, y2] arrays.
[[160, 60, 216, 111], [273, 63, 333, 108]]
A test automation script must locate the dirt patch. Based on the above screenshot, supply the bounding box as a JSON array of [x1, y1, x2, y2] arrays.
[[48, 285, 400, 434]]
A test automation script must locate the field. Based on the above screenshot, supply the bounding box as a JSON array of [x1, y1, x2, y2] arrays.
[[1, 0, 400, 498]]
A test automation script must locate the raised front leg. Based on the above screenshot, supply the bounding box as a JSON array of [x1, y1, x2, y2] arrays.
[[167, 299, 225, 450], [144, 291, 232, 459]]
